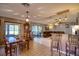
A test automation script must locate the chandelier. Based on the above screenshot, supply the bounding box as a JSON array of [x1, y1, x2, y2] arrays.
[[22, 3, 30, 22]]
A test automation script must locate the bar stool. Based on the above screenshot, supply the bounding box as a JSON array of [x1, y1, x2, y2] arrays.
[[51, 34, 62, 56], [65, 35, 78, 56]]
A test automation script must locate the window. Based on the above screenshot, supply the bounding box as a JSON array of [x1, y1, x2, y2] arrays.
[[32, 25, 42, 37], [14, 25, 19, 35], [9, 25, 15, 34], [5, 23, 20, 36]]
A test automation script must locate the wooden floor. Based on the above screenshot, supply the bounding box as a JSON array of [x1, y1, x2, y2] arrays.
[[20, 40, 51, 56], [20, 37, 65, 56], [0, 37, 65, 56]]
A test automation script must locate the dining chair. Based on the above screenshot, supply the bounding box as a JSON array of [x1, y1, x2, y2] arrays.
[[4, 37, 17, 56], [18, 36, 27, 50]]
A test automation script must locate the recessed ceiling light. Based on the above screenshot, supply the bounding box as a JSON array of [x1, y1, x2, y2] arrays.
[[38, 15, 41, 16], [21, 15, 25, 17], [33, 16, 37, 17], [2, 9, 13, 12], [28, 16, 30, 17], [37, 7, 43, 10], [13, 13, 19, 15], [39, 11, 45, 13]]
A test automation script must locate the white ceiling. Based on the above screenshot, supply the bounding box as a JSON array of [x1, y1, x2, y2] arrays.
[[0, 3, 79, 24]]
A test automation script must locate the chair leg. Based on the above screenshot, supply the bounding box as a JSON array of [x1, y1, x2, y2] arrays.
[[57, 42, 61, 56], [15, 48, 17, 56], [5, 50, 8, 56], [59, 44, 61, 56], [51, 49, 53, 56], [59, 46, 61, 56], [74, 46, 76, 56], [57, 43, 59, 52], [69, 46, 70, 56], [51, 42, 53, 56], [5, 46, 8, 56], [66, 43, 68, 56]]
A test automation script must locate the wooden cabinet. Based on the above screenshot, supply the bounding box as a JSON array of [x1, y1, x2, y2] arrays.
[[23, 22, 30, 40]]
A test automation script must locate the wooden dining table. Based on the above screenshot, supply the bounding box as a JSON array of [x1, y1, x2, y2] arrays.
[[6, 37, 29, 56]]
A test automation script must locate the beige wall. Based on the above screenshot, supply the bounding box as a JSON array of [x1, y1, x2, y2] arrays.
[[0, 18, 5, 40], [0, 16, 25, 40]]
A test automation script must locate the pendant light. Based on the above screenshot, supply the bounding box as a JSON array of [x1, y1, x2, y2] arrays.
[[26, 10, 29, 22], [22, 3, 30, 22]]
